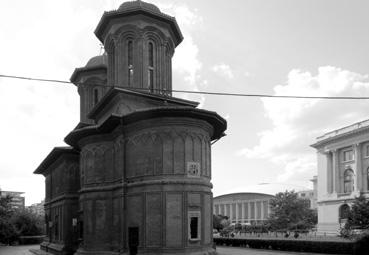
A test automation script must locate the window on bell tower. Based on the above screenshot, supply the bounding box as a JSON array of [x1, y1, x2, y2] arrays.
[[128, 40, 134, 87], [148, 42, 154, 93]]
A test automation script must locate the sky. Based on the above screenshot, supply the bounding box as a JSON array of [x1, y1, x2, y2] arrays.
[[1, 0, 369, 205]]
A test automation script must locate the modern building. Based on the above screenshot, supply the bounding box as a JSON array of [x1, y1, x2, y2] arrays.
[[33, 1, 227, 255], [213, 193, 274, 225], [311, 119, 369, 234], [0, 190, 25, 210]]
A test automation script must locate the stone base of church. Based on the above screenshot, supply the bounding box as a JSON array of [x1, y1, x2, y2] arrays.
[[74, 249, 122, 255]]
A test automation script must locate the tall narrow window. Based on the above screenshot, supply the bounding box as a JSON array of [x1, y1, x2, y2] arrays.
[[190, 217, 198, 239], [188, 211, 200, 241], [93, 88, 99, 106], [148, 42, 154, 92], [128, 40, 133, 86], [344, 169, 354, 193]]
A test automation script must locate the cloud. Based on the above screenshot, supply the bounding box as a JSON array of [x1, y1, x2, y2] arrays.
[[240, 66, 369, 183], [212, 63, 234, 79]]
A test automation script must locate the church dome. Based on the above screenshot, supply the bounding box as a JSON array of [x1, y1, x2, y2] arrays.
[[85, 54, 107, 68], [118, 0, 161, 14]]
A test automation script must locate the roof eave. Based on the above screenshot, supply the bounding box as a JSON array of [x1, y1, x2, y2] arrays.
[[87, 87, 199, 119], [70, 65, 107, 85], [94, 10, 183, 46], [33, 147, 79, 175]]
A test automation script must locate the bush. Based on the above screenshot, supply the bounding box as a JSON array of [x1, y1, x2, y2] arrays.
[[353, 231, 369, 255], [0, 219, 18, 245], [213, 237, 354, 254], [18, 235, 44, 245]]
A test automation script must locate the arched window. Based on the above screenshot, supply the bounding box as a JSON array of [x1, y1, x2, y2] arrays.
[[148, 42, 154, 92], [344, 169, 354, 193], [93, 88, 99, 106], [339, 204, 350, 222], [127, 40, 133, 86]]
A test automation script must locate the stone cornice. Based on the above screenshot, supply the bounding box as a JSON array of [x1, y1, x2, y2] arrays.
[[65, 107, 227, 148], [95, 8, 183, 46], [311, 124, 369, 149]]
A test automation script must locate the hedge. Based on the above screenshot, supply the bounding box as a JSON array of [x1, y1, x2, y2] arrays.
[[214, 237, 354, 254], [18, 235, 45, 245]]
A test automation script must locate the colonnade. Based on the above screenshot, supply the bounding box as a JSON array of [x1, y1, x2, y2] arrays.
[[214, 200, 270, 224]]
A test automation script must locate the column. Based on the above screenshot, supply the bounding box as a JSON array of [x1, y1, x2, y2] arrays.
[[332, 149, 339, 194], [354, 143, 362, 191], [247, 202, 251, 222], [235, 203, 239, 223], [254, 202, 257, 222], [326, 151, 333, 193], [229, 203, 233, 222], [261, 201, 264, 220], [241, 202, 245, 223]]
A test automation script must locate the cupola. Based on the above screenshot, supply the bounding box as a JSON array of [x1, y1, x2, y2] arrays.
[[94, 0, 183, 96]]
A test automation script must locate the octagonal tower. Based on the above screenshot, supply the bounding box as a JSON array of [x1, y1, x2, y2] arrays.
[[95, 0, 182, 96]]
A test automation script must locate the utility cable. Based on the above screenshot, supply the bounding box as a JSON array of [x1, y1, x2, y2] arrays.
[[1, 73, 369, 100]]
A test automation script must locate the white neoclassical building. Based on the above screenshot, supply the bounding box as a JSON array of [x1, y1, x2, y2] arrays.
[[311, 119, 369, 234], [213, 193, 274, 225]]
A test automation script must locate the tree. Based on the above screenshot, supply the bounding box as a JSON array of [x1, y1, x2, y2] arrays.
[[267, 190, 317, 232], [347, 194, 369, 229], [213, 214, 229, 231], [11, 209, 44, 236], [342, 194, 369, 238], [0, 195, 18, 244]]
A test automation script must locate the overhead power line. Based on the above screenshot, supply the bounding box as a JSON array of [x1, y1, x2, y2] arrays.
[[1, 73, 369, 100]]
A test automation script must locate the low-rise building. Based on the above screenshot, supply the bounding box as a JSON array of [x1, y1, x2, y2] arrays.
[[27, 200, 45, 216], [213, 193, 274, 225]]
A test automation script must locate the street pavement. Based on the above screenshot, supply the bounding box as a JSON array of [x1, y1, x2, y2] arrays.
[[217, 246, 344, 255], [0, 245, 344, 255], [0, 245, 37, 255]]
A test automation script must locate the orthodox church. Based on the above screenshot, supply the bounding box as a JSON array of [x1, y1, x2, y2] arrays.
[[34, 1, 227, 255]]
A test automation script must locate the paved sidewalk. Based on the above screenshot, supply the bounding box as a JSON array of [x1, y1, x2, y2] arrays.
[[0, 245, 38, 255], [217, 246, 344, 255], [0, 245, 345, 255]]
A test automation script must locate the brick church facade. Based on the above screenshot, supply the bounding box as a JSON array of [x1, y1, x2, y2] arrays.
[[34, 1, 226, 255]]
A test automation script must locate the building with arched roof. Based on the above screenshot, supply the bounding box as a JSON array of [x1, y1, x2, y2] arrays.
[[213, 193, 274, 225], [311, 119, 369, 234]]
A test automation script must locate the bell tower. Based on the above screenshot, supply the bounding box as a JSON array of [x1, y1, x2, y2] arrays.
[[95, 0, 183, 96]]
